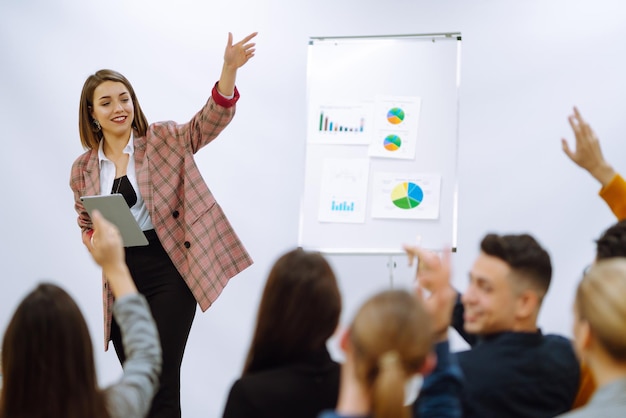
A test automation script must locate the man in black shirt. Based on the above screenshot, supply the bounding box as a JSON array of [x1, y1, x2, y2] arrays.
[[414, 233, 580, 418]]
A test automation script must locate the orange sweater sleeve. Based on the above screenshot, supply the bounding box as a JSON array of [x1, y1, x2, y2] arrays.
[[599, 173, 626, 221], [571, 360, 596, 409]]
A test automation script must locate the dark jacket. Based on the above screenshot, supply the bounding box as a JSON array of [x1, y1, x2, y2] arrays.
[[222, 348, 340, 418]]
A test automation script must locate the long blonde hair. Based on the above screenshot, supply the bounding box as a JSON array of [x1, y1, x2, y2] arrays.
[[576, 258, 626, 361], [348, 289, 433, 418]]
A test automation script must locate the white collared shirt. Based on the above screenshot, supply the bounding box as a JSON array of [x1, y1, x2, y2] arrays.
[[98, 133, 155, 231]]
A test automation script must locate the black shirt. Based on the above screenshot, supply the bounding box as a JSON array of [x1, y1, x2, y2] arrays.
[[452, 296, 580, 418]]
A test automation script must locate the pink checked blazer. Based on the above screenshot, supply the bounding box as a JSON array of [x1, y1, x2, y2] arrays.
[[70, 84, 253, 350]]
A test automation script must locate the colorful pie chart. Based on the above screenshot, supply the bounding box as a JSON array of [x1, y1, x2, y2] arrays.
[[383, 134, 402, 151], [391, 182, 423, 209], [387, 107, 405, 125]]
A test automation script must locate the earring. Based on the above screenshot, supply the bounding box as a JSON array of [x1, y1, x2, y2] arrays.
[[92, 119, 101, 131]]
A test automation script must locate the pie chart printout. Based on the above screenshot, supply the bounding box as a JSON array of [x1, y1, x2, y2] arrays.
[[383, 134, 402, 151], [387, 107, 405, 125], [391, 182, 423, 209]]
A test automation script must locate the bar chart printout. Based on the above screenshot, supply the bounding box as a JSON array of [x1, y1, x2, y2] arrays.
[[309, 103, 372, 144], [331, 200, 355, 212], [319, 111, 364, 133], [318, 158, 369, 223]]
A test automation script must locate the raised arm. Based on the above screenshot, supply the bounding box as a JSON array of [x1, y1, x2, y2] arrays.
[[216, 32, 257, 97], [404, 245, 456, 342], [561, 106, 616, 187], [89, 210, 136, 297], [562, 107, 626, 220], [404, 245, 464, 418], [89, 211, 162, 418]]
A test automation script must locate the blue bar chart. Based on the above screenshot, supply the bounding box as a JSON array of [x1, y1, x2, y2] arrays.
[[331, 200, 355, 212]]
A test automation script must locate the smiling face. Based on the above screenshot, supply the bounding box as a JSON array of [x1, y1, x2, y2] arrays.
[[461, 252, 518, 335], [90, 80, 134, 143]]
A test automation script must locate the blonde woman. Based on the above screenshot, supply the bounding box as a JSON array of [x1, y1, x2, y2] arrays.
[[318, 289, 436, 418], [558, 258, 626, 418]]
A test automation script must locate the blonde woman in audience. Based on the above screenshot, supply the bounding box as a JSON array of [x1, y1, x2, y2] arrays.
[[558, 258, 626, 418], [318, 289, 437, 418]]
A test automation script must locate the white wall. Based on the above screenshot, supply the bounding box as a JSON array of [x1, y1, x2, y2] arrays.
[[1, 0, 625, 416]]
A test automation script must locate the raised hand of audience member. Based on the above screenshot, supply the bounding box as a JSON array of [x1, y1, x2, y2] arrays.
[[89, 209, 137, 298], [562, 106, 616, 186], [404, 245, 456, 342]]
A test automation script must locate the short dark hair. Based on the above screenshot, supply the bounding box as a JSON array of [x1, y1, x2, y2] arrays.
[[243, 248, 341, 374], [480, 233, 552, 298], [596, 220, 626, 261]]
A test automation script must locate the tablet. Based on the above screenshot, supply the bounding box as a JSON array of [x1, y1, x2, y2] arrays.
[[80, 194, 149, 247]]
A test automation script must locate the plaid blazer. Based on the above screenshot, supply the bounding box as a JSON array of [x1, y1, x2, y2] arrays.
[[70, 84, 253, 350]]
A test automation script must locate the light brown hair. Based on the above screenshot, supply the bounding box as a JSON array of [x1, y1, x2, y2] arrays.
[[348, 289, 433, 418], [576, 258, 626, 361], [78, 69, 149, 149]]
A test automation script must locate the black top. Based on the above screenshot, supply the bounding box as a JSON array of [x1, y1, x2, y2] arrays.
[[222, 348, 340, 418], [111, 175, 137, 208], [452, 295, 580, 418]]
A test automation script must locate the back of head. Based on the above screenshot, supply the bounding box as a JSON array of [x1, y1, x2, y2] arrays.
[[595, 220, 626, 261], [576, 258, 626, 362], [0, 283, 108, 418], [349, 289, 433, 418], [243, 248, 341, 374], [480, 233, 552, 301]]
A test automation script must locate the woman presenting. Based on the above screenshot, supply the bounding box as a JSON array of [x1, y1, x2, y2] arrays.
[[70, 32, 256, 418]]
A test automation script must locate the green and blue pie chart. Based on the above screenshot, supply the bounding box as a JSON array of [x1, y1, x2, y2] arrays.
[[391, 182, 423, 209]]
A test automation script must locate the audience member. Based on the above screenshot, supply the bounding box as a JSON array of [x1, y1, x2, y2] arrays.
[[595, 220, 626, 261], [318, 289, 436, 418], [222, 248, 341, 418], [557, 258, 626, 418], [562, 106, 626, 220], [0, 210, 161, 418], [415, 233, 580, 417], [572, 219, 626, 408]]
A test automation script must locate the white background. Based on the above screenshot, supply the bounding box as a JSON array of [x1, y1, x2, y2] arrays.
[[1, 1, 625, 416]]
